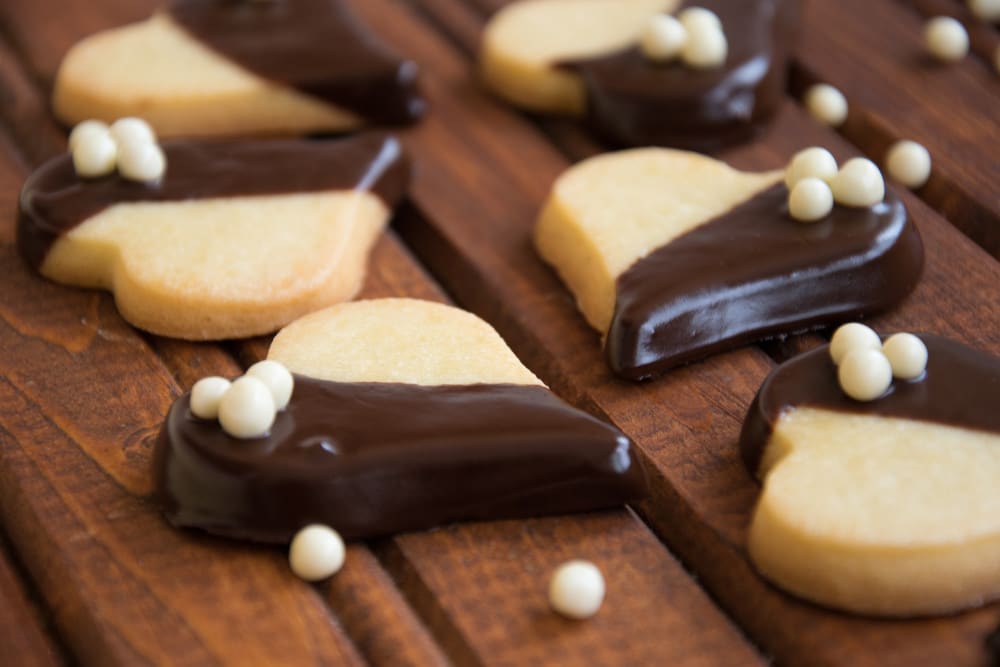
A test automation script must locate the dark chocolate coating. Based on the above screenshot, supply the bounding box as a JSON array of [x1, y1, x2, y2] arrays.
[[169, 0, 425, 124], [17, 134, 408, 271], [740, 335, 1000, 476], [561, 0, 799, 150], [607, 184, 923, 380], [155, 377, 647, 542]]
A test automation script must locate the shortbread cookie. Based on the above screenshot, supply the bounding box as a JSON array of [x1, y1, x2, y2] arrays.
[[18, 134, 408, 339], [741, 334, 1000, 616], [155, 299, 647, 542], [54, 0, 424, 138], [535, 148, 923, 379], [481, 0, 798, 149]]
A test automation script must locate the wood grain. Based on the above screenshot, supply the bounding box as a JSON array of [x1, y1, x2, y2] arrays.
[[0, 535, 63, 667]]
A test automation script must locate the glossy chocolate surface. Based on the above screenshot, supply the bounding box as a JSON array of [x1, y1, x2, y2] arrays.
[[561, 0, 799, 149], [606, 184, 923, 380], [155, 377, 647, 542], [740, 335, 1000, 475], [169, 0, 424, 124], [17, 134, 408, 270]]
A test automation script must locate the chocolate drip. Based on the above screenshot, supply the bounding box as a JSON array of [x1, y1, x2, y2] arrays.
[[155, 377, 647, 542], [740, 335, 1000, 476], [17, 134, 408, 270], [560, 0, 799, 149], [607, 185, 923, 380], [168, 0, 424, 124]]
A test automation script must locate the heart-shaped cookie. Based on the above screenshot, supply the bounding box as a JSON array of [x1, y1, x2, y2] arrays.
[[535, 148, 923, 379], [18, 134, 408, 340], [741, 335, 1000, 616], [155, 298, 646, 542], [53, 0, 424, 138]]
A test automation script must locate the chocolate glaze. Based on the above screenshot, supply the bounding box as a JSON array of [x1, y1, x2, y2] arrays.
[[168, 0, 424, 124], [560, 0, 799, 150], [607, 184, 923, 380], [17, 134, 408, 271], [155, 377, 647, 542], [740, 335, 1000, 476]]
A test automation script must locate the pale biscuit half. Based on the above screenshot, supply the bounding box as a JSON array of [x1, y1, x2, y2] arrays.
[[750, 408, 1000, 616], [480, 0, 676, 114], [268, 298, 543, 387], [535, 147, 780, 334]]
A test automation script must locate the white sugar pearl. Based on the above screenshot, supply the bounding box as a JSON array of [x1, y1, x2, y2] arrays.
[[640, 14, 687, 62], [785, 147, 838, 189], [678, 7, 722, 32], [117, 141, 166, 183], [970, 0, 1000, 21], [829, 322, 882, 365], [925, 16, 969, 63], [190, 376, 232, 420], [548, 560, 605, 619], [788, 178, 834, 223], [681, 22, 727, 68], [838, 348, 893, 402], [71, 129, 117, 178], [804, 83, 848, 127], [218, 376, 276, 439], [882, 333, 928, 380], [831, 158, 885, 208], [246, 360, 294, 411], [885, 140, 931, 189], [68, 120, 110, 152], [109, 117, 156, 148], [289, 525, 345, 582]]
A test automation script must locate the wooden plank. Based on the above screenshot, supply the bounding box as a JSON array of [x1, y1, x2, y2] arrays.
[[376, 0, 1000, 664], [0, 535, 64, 667], [904, 0, 1000, 68]]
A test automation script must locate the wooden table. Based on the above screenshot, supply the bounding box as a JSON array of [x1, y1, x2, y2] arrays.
[[1, 0, 998, 664]]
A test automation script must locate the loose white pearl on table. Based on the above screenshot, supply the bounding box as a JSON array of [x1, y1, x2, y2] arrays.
[[804, 83, 848, 127], [925, 16, 969, 63], [68, 120, 110, 152], [548, 560, 605, 619], [218, 376, 276, 439], [838, 348, 893, 402], [117, 140, 166, 183], [785, 147, 838, 189], [190, 376, 232, 420], [882, 333, 928, 380], [640, 14, 687, 62], [289, 525, 345, 582], [970, 0, 1000, 22], [829, 322, 882, 365], [788, 177, 834, 223], [831, 158, 885, 208], [246, 360, 295, 411], [678, 7, 722, 32], [109, 117, 156, 149], [681, 21, 727, 68], [71, 129, 118, 178], [885, 140, 932, 189]]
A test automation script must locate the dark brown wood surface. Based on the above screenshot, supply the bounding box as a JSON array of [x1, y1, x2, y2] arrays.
[[0, 0, 997, 665]]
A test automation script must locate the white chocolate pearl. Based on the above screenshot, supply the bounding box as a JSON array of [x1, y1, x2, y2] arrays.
[[838, 349, 893, 402], [640, 14, 687, 62], [218, 376, 276, 439], [681, 22, 727, 68], [109, 117, 156, 148], [925, 16, 969, 63], [970, 0, 1000, 21], [886, 140, 932, 189], [117, 141, 166, 183], [246, 360, 294, 411], [289, 525, 345, 582], [678, 7, 722, 32], [190, 376, 232, 420], [68, 120, 110, 152], [71, 129, 117, 178], [788, 178, 834, 223], [882, 333, 928, 380], [804, 83, 848, 127], [549, 560, 605, 619], [829, 322, 882, 365], [785, 147, 838, 189], [831, 158, 885, 208]]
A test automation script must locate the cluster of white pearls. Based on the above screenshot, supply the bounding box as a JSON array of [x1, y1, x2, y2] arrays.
[[289, 525, 346, 581], [803, 83, 848, 128], [784, 147, 886, 222], [640, 7, 728, 69], [190, 360, 294, 439], [830, 323, 928, 402], [548, 560, 605, 619], [68, 118, 165, 182], [925, 16, 970, 63]]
